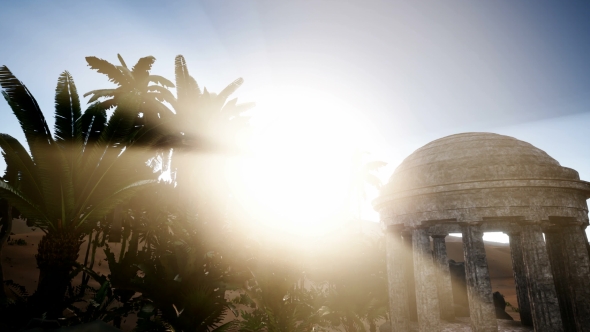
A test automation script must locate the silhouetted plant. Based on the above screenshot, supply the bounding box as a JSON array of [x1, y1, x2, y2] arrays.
[[307, 232, 389, 332], [84, 54, 177, 131], [0, 66, 158, 318], [233, 255, 329, 332], [100, 204, 241, 331]]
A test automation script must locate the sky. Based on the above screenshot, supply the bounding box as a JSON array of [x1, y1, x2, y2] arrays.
[[1, 1, 590, 241]]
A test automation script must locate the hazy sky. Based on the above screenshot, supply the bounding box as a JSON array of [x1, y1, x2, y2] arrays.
[[1, 1, 590, 237]]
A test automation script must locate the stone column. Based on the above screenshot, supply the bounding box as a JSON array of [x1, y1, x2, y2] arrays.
[[432, 234, 455, 321], [461, 224, 498, 332], [507, 231, 533, 327], [521, 223, 563, 331], [402, 231, 418, 321], [561, 224, 590, 331], [413, 227, 441, 331], [582, 226, 590, 258], [385, 226, 411, 331], [544, 229, 576, 331]]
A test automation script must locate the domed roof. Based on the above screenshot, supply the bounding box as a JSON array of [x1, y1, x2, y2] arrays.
[[383, 132, 580, 195]]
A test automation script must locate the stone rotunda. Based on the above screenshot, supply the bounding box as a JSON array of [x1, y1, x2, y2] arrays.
[[373, 133, 590, 332]]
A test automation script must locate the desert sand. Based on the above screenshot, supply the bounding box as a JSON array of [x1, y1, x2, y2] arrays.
[[2, 219, 524, 329]]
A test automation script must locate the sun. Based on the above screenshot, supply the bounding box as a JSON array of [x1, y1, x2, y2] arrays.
[[225, 87, 382, 236]]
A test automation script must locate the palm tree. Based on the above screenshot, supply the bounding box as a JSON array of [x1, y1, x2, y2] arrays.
[[0, 66, 157, 317], [163, 55, 255, 256], [173, 55, 254, 154], [84, 54, 177, 132], [83, 54, 179, 243]]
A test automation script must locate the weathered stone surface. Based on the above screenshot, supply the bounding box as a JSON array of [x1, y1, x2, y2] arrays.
[[385, 228, 410, 331], [544, 229, 576, 331], [507, 232, 533, 327], [561, 225, 590, 332], [432, 235, 455, 321], [373, 133, 590, 228], [462, 225, 498, 332], [521, 224, 563, 331], [380, 318, 534, 332], [403, 231, 418, 321], [413, 228, 441, 331]]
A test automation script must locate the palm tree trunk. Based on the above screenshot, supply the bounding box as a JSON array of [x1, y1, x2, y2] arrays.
[[0, 203, 12, 302], [82, 229, 100, 288], [80, 230, 93, 286], [33, 231, 82, 318]]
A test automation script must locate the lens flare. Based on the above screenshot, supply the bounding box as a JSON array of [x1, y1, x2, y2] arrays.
[[226, 87, 383, 236]]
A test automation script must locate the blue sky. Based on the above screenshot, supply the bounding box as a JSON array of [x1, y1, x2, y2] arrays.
[[1, 1, 590, 236]]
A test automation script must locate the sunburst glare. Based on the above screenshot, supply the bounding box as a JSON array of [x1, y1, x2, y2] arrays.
[[226, 87, 382, 236]]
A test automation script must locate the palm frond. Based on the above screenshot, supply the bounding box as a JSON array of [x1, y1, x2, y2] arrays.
[[117, 53, 128, 68], [149, 75, 175, 88], [222, 101, 256, 118], [118, 65, 135, 84], [84, 88, 116, 103], [222, 97, 237, 110], [77, 179, 157, 227], [218, 77, 244, 102], [0, 66, 53, 147], [187, 76, 200, 99], [80, 102, 108, 148], [85, 56, 129, 87], [175, 55, 198, 103], [146, 85, 177, 106], [29, 136, 70, 226], [131, 56, 156, 83], [0, 134, 43, 204], [0, 180, 48, 224], [76, 94, 141, 215], [210, 319, 238, 332], [96, 98, 117, 111], [54, 71, 82, 144], [146, 85, 176, 99]]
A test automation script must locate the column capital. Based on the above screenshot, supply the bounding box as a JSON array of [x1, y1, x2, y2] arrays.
[[460, 223, 484, 237], [430, 234, 448, 239], [500, 222, 523, 236]]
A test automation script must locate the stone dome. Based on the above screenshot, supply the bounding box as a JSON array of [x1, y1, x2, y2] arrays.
[[374, 132, 590, 228], [385, 132, 580, 195]]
